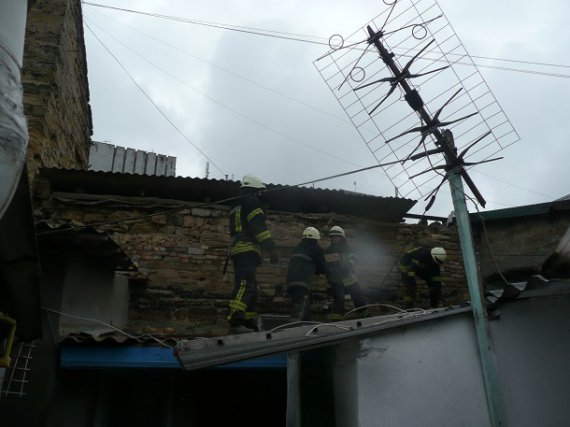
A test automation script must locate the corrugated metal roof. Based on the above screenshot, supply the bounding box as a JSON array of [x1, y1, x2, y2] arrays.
[[470, 198, 570, 222], [39, 168, 415, 222]]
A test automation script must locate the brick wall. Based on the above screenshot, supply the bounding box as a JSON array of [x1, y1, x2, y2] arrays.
[[23, 0, 92, 183], [41, 192, 468, 337], [473, 214, 570, 283]]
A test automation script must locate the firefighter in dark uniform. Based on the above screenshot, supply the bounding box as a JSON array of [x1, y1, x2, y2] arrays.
[[324, 226, 367, 320], [286, 227, 329, 321], [399, 246, 446, 308], [227, 175, 278, 333]]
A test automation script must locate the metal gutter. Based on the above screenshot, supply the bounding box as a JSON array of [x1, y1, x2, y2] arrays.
[[176, 307, 472, 371]]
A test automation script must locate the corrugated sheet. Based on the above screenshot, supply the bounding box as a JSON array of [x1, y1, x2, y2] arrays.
[[59, 330, 287, 369], [471, 198, 570, 222], [40, 168, 415, 222]]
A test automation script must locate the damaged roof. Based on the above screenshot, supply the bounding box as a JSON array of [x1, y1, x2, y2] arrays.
[[176, 278, 570, 371], [36, 222, 137, 271], [39, 168, 415, 222]]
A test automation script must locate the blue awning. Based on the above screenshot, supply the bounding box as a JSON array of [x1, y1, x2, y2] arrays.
[[60, 346, 287, 370]]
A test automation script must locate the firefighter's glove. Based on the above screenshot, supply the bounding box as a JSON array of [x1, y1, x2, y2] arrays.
[[269, 248, 279, 264]]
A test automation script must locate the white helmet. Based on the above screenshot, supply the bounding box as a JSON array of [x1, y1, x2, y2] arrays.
[[328, 226, 345, 238], [302, 227, 321, 240], [431, 247, 447, 264], [241, 174, 265, 189]]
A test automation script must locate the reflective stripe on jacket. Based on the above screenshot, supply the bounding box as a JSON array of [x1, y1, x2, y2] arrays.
[[324, 241, 358, 286], [399, 247, 442, 287], [229, 192, 274, 257]]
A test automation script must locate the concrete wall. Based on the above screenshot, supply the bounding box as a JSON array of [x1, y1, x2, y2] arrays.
[[40, 192, 469, 337], [333, 314, 490, 427], [59, 254, 128, 334], [22, 0, 92, 183], [329, 288, 570, 427]]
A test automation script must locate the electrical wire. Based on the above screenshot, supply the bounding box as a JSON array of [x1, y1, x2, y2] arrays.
[[304, 323, 352, 336], [84, 18, 369, 170], [342, 303, 407, 318], [82, 2, 570, 79], [469, 169, 555, 201], [87, 8, 352, 126], [42, 307, 174, 348], [82, 2, 329, 45], [268, 320, 322, 333], [36, 157, 406, 236], [85, 6, 564, 208], [84, 22, 226, 176]]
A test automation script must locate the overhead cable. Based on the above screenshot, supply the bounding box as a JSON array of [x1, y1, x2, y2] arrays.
[[84, 22, 227, 176], [37, 158, 405, 236], [85, 18, 369, 170], [83, 2, 570, 78]]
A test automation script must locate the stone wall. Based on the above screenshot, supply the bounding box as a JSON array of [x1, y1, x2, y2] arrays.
[[23, 0, 92, 183], [40, 192, 468, 337], [473, 213, 570, 283]]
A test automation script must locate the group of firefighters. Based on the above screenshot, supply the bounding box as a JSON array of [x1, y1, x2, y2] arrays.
[[226, 175, 447, 334]]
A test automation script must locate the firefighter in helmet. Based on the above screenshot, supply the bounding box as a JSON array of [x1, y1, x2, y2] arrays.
[[324, 226, 367, 320], [399, 246, 446, 308], [226, 174, 278, 333], [286, 227, 329, 322]]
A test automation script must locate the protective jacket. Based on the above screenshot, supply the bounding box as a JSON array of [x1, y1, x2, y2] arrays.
[[399, 247, 442, 287], [324, 241, 358, 286], [286, 239, 328, 289], [229, 189, 275, 260]]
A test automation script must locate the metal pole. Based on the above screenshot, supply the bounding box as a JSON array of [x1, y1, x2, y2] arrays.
[[286, 352, 301, 427], [360, 24, 505, 424], [448, 171, 507, 427]]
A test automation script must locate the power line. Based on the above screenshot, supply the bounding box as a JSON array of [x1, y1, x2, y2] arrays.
[[83, 3, 562, 209], [84, 22, 226, 176], [85, 18, 380, 172], [395, 49, 570, 79], [83, 2, 570, 76], [87, 7, 352, 126], [469, 169, 555, 200], [37, 157, 406, 235], [82, 2, 328, 45]]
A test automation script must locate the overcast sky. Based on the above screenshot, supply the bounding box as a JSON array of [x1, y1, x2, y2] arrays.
[[82, 0, 570, 218]]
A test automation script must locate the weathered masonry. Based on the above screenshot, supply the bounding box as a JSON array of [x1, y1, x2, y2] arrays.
[[35, 168, 468, 337]]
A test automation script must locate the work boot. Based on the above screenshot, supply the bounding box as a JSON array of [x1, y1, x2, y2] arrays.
[[243, 319, 260, 332]]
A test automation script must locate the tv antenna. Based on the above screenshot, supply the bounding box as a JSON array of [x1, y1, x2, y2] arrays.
[[315, 1, 517, 425], [314, 0, 519, 206]]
